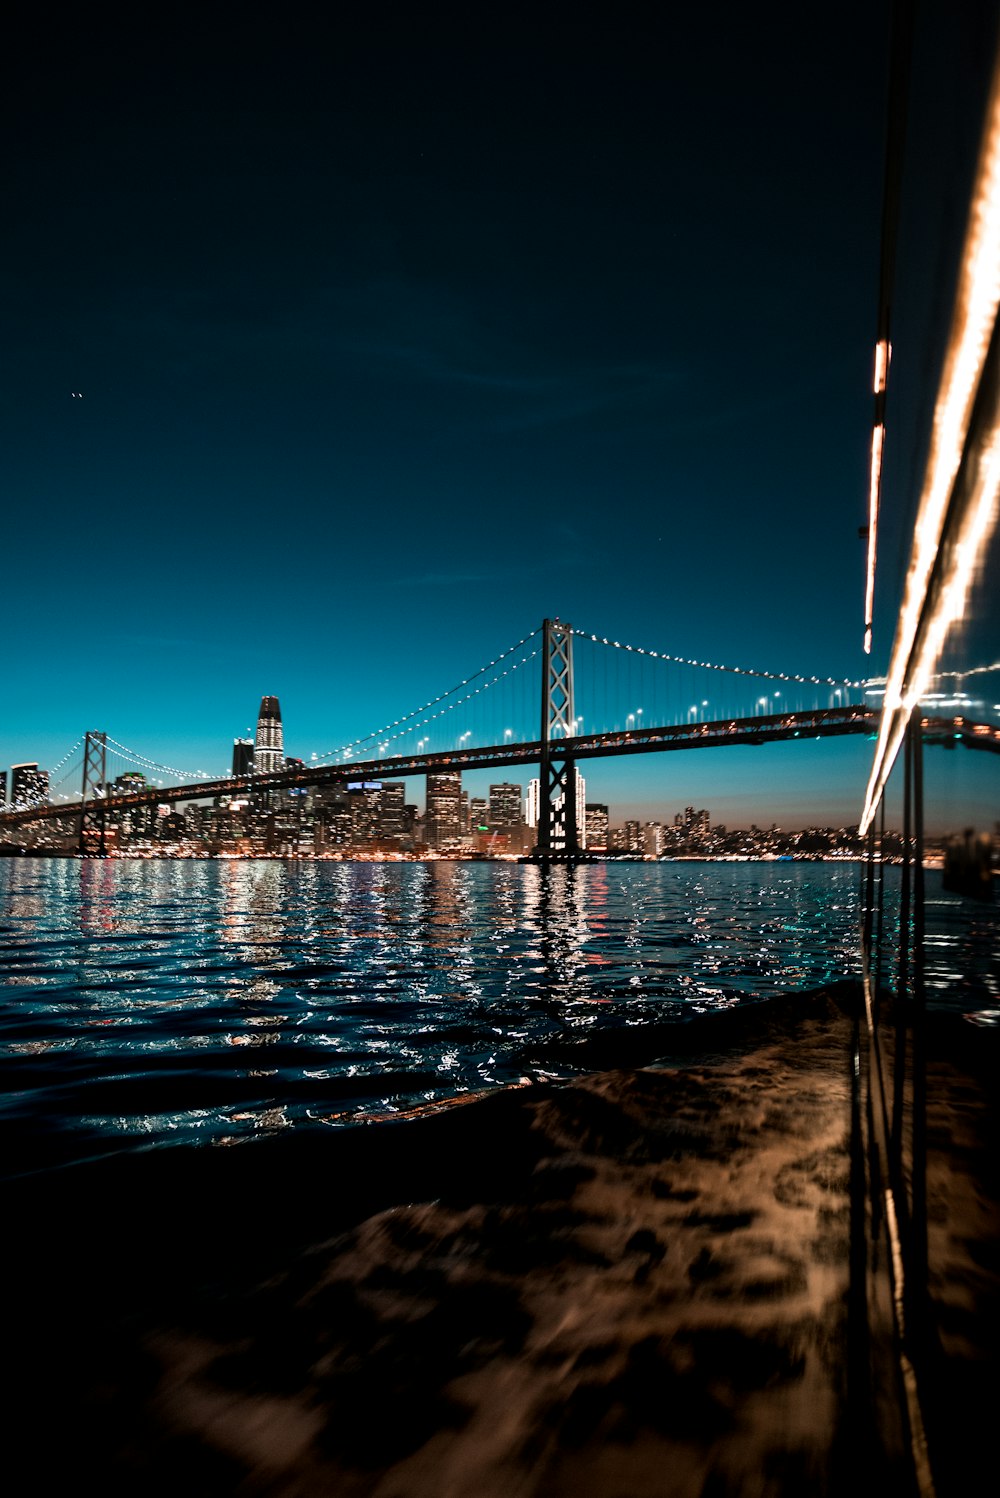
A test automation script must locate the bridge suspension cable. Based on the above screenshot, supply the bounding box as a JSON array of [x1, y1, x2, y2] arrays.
[[49, 757, 86, 792], [47, 738, 85, 779], [104, 736, 219, 783], [573, 627, 865, 689], [311, 627, 541, 762]]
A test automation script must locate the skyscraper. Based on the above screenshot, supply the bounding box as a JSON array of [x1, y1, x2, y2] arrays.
[[232, 738, 255, 776], [585, 803, 609, 849], [254, 697, 284, 776], [10, 764, 49, 808], [426, 771, 462, 848], [378, 782, 407, 842], [574, 768, 587, 849], [488, 783, 523, 829], [525, 770, 586, 846]]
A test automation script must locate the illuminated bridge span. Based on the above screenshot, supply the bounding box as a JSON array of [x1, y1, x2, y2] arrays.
[[3, 618, 999, 855]]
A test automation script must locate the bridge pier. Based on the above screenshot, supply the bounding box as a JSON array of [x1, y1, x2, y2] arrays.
[[533, 618, 581, 861], [79, 731, 108, 856]]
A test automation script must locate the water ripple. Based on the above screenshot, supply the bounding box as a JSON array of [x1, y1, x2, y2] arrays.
[[0, 858, 995, 1175]]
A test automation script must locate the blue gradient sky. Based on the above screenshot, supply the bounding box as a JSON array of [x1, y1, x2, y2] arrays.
[[4, 4, 996, 830]]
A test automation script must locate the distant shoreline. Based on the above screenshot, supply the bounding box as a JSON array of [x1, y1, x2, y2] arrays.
[[0, 848, 932, 866], [0, 856, 874, 868]]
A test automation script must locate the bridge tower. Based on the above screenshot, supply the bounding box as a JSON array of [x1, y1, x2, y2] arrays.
[[535, 618, 580, 859], [79, 731, 108, 856]]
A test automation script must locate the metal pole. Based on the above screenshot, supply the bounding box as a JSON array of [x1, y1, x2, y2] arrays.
[[862, 820, 868, 958], [909, 712, 928, 1335], [874, 794, 887, 1017], [892, 718, 913, 1176]]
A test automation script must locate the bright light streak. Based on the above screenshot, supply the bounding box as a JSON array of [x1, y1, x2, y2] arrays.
[[873, 338, 891, 395], [864, 422, 885, 653], [861, 61, 1000, 833]]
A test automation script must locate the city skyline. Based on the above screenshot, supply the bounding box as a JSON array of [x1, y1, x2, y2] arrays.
[[0, 746, 898, 858], [4, 6, 997, 834]]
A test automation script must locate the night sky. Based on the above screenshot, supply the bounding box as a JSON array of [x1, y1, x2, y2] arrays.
[[4, 4, 994, 828]]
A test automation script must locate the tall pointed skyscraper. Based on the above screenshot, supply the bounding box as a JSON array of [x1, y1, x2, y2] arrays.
[[254, 696, 284, 776]]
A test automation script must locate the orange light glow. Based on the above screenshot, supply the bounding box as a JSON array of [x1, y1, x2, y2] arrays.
[[873, 338, 891, 394], [864, 422, 886, 653], [861, 61, 1000, 833]]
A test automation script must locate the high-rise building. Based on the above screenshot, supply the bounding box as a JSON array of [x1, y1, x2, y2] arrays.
[[0, 770, 6, 806], [254, 697, 283, 776], [114, 772, 147, 792], [10, 764, 48, 808], [622, 819, 644, 853], [426, 771, 462, 847], [315, 785, 352, 846], [378, 782, 407, 842], [232, 738, 254, 776], [469, 797, 489, 833], [682, 806, 710, 841], [585, 803, 609, 849], [488, 783, 522, 829], [523, 771, 586, 845], [348, 782, 382, 844]]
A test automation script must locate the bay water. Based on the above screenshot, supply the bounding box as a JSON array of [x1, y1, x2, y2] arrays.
[[1, 858, 996, 1179]]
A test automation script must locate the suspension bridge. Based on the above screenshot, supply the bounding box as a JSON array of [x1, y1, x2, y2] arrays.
[[3, 618, 999, 855]]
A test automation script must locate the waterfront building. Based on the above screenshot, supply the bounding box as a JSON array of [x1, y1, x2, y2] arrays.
[[254, 697, 284, 777], [378, 782, 408, 842], [426, 771, 462, 847], [488, 783, 522, 830], [682, 806, 711, 840], [348, 782, 382, 845], [232, 738, 254, 777], [523, 771, 585, 846], [315, 785, 352, 847], [622, 820, 644, 853], [112, 773, 148, 802], [0, 770, 6, 805], [469, 796, 489, 832], [585, 803, 609, 849], [10, 764, 49, 809], [574, 769, 587, 848]]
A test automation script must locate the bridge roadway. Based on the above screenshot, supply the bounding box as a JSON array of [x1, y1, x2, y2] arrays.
[[3, 707, 999, 830]]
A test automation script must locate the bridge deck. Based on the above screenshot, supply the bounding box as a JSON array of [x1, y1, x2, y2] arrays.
[[4, 710, 997, 831]]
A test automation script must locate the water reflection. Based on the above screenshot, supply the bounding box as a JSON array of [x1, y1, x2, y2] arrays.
[[0, 858, 995, 1175]]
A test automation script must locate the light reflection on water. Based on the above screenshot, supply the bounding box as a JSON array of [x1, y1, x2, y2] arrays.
[[0, 858, 995, 1175]]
